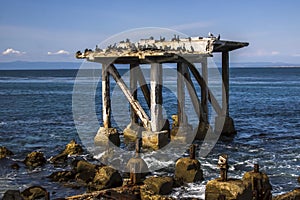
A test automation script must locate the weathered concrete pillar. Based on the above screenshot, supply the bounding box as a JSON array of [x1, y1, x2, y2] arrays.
[[142, 63, 169, 150], [102, 64, 111, 128], [150, 63, 163, 132]]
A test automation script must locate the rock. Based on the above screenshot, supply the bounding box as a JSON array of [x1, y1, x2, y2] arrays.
[[242, 170, 272, 199], [205, 178, 252, 200], [140, 185, 175, 200], [50, 153, 68, 164], [48, 170, 75, 182], [170, 125, 194, 143], [90, 166, 123, 191], [50, 140, 83, 163], [174, 157, 203, 183], [143, 176, 173, 195], [298, 176, 300, 183], [21, 186, 49, 200], [2, 190, 22, 200], [206, 168, 273, 200], [142, 130, 169, 150], [11, 163, 20, 170], [24, 151, 46, 168], [74, 160, 97, 184], [273, 188, 300, 200], [94, 127, 120, 147], [123, 123, 144, 142], [171, 115, 179, 128], [63, 139, 83, 155], [0, 146, 13, 159]]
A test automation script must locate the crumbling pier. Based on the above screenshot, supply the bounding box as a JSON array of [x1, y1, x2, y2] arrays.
[[76, 34, 248, 149]]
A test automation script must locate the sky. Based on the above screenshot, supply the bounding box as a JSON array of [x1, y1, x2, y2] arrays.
[[1, 0, 300, 63]]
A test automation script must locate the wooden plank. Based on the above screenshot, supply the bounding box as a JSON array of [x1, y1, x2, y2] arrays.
[[222, 51, 229, 116], [150, 63, 163, 132], [107, 64, 150, 130], [130, 63, 138, 124], [102, 64, 111, 128]]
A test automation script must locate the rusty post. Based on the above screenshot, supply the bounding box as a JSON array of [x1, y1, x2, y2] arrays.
[[189, 144, 196, 159], [129, 162, 141, 185], [135, 138, 141, 158], [254, 163, 259, 173], [218, 154, 228, 181]]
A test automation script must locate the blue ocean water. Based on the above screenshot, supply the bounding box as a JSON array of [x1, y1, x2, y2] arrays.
[[0, 67, 299, 199]]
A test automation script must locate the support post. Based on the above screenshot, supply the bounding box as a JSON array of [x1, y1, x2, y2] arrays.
[[184, 70, 202, 120], [177, 62, 186, 126], [222, 51, 229, 116], [135, 66, 151, 108], [150, 63, 163, 132], [185, 61, 222, 115], [107, 64, 150, 130], [102, 64, 111, 128], [201, 58, 209, 123], [130, 63, 138, 124]]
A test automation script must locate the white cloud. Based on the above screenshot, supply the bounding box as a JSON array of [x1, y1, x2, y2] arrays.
[[47, 50, 70, 55], [2, 48, 26, 55]]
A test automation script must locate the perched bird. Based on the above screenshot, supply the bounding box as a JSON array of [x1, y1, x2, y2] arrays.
[[208, 32, 214, 37], [217, 34, 221, 40]]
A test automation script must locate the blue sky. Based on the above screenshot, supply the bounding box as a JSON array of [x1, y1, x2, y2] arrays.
[[1, 0, 300, 63]]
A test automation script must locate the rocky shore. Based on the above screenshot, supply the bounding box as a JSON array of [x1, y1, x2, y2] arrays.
[[1, 140, 300, 200]]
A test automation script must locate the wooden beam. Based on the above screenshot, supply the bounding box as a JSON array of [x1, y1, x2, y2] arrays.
[[201, 58, 209, 123], [102, 64, 111, 128], [150, 63, 163, 132], [130, 63, 138, 124], [135, 66, 151, 108], [184, 61, 222, 115], [222, 51, 229, 116], [107, 64, 150, 130], [183, 68, 202, 120]]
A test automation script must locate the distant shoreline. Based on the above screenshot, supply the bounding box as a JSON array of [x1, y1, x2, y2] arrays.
[[0, 61, 300, 70]]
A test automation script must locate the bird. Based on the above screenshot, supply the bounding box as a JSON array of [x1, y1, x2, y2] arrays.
[[217, 34, 221, 40], [208, 32, 214, 37]]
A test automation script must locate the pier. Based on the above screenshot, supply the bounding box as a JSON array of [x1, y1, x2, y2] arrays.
[[76, 35, 248, 149]]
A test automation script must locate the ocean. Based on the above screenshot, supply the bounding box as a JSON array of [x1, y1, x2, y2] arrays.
[[0, 67, 299, 199]]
